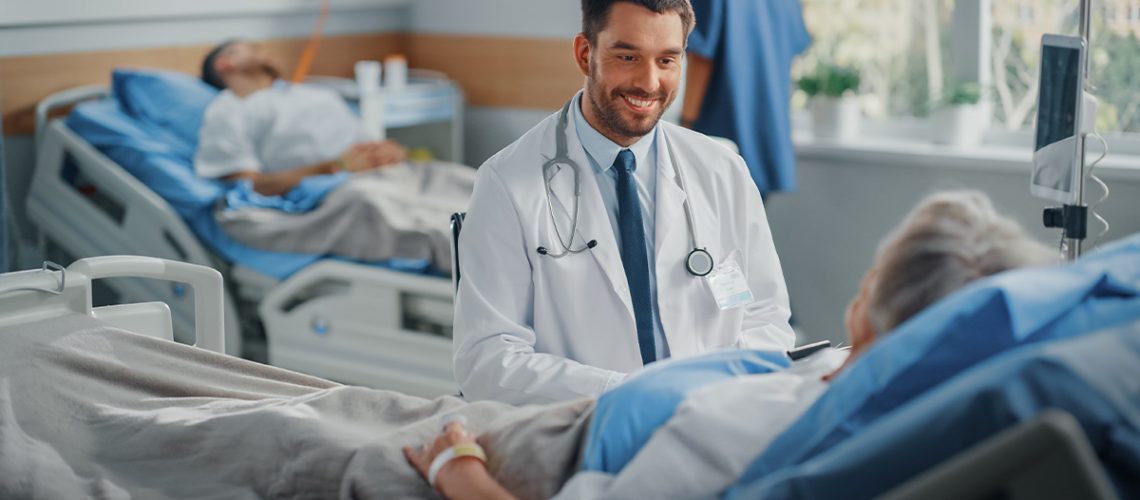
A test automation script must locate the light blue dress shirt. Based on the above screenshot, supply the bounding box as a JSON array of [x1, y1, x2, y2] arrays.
[[572, 92, 670, 360]]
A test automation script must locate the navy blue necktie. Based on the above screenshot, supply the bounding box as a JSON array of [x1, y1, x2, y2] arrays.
[[614, 149, 656, 365]]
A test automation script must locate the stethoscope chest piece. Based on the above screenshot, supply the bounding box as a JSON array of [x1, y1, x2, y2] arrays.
[[686, 248, 714, 277]]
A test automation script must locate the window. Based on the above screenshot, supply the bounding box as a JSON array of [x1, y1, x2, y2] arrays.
[[795, 0, 1140, 142], [1020, 5, 1035, 21], [993, 0, 1140, 134], [793, 0, 957, 120]]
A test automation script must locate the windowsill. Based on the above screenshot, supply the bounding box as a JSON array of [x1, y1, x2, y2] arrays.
[[793, 132, 1140, 182]]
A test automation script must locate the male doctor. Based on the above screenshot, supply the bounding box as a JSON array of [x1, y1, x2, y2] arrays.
[[454, 0, 794, 405]]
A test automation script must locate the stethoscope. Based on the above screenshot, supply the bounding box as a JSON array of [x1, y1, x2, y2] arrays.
[[536, 98, 715, 277]]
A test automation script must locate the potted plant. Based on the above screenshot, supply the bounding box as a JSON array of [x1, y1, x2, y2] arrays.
[[798, 64, 861, 142], [930, 82, 985, 148]]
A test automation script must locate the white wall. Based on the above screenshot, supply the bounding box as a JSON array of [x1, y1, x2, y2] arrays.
[[410, 0, 580, 39], [766, 150, 1140, 346], [0, 4, 410, 58]]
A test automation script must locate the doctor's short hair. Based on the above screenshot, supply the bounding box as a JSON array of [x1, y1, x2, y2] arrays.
[[867, 190, 1056, 334], [581, 0, 695, 45]]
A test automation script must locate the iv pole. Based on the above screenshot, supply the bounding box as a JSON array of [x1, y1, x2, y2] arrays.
[[1046, 0, 1093, 261]]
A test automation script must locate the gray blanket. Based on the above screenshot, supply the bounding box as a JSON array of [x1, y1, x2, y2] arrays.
[[217, 161, 476, 275], [0, 314, 592, 499]]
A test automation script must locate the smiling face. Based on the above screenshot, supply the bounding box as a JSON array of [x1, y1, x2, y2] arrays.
[[574, 2, 685, 146]]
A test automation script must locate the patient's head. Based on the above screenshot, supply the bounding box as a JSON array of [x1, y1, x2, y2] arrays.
[[201, 40, 282, 90], [843, 190, 1055, 360]]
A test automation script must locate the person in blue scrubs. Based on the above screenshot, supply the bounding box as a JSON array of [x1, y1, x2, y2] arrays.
[[681, 0, 811, 194]]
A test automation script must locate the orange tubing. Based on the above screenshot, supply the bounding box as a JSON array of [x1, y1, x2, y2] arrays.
[[290, 0, 330, 84]]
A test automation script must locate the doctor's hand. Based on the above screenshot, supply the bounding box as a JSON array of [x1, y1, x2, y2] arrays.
[[403, 420, 516, 500]]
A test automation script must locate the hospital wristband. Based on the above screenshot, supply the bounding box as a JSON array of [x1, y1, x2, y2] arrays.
[[333, 158, 349, 172], [428, 443, 488, 490]]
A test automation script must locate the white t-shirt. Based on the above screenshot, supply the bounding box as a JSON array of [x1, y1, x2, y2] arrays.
[[194, 83, 367, 179], [555, 348, 848, 499]]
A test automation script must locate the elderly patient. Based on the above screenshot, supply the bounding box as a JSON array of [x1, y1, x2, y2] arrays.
[[404, 190, 1056, 499], [195, 40, 473, 273], [0, 191, 1055, 499]]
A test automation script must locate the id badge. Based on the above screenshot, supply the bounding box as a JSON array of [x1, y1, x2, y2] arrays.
[[705, 251, 754, 310]]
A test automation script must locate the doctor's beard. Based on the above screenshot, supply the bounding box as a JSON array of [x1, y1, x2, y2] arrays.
[[585, 64, 674, 142]]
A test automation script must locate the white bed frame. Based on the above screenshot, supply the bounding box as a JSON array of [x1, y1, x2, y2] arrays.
[[26, 87, 457, 398], [0, 256, 224, 353]]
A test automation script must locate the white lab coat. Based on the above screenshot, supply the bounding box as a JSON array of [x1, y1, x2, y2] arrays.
[[454, 106, 795, 405]]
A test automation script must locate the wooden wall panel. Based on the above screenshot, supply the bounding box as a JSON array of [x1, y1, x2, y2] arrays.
[[0, 32, 580, 136], [0, 33, 407, 135], [408, 34, 581, 110]]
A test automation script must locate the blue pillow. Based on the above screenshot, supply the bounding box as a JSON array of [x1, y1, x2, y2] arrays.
[[727, 233, 1140, 496], [111, 68, 218, 161], [732, 319, 1140, 499], [580, 349, 789, 475], [66, 99, 224, 218]]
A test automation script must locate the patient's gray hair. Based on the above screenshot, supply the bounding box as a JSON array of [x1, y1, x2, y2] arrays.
[[868, 190, 1056, 334]]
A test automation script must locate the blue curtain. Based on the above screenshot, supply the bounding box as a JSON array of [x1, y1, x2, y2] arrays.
[[688, 0, 810, 194]]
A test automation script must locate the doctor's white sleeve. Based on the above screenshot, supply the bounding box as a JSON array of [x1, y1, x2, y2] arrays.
[[735, 160, 796, 351], [453, 167, 626, 405]]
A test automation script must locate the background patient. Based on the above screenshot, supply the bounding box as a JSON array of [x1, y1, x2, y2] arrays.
[[406, 189, 1057, 500], [196, 40, 474, 272], [197, 40, 406, 195]]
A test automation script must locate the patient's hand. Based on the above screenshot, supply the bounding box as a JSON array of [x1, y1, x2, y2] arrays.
[[369, 139, 408, 166], [340, 144, 380, 172], [404, 421, 516, 499], [404, 420, 480, 480], [339, 141, 407, 172]]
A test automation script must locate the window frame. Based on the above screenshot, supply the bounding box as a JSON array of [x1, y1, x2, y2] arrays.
[[796, 0, 1140, 158]]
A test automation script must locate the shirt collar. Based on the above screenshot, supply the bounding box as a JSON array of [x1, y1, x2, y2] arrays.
[[571, 91, 657, 174]]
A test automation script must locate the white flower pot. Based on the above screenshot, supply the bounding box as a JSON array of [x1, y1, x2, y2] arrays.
[[810, 96, 860, 143], [931, 104, 984, 148]]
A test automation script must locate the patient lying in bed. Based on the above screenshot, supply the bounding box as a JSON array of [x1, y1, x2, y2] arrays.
[[0, 191, 1053, 499], [195, 40, 472, 273], [404, 189, 1056, 499]]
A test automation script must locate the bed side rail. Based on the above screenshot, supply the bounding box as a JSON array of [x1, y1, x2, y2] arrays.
[[34, 85, 109, 146], [30, 120, 215, 266], [27, 120, 243, 354], [0, 256, 225, 353], [879, 410, 1118, 500], [258, 260, 456, 394]]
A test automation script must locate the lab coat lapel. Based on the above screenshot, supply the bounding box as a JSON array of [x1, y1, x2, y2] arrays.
[[654, 127, 691, 349], [654, 127, 689, 256], [553, 117, 635, 316]]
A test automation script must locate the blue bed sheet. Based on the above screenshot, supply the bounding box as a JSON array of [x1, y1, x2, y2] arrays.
[[580, 350, 790, 475], [726, 233, 1140, 497], [64, 68, 431, 280], [730, 318, 1140, 499]]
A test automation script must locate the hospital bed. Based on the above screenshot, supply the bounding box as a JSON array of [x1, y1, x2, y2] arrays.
[[26, 76, 458, 398], [0, 255, 1132, 499]]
